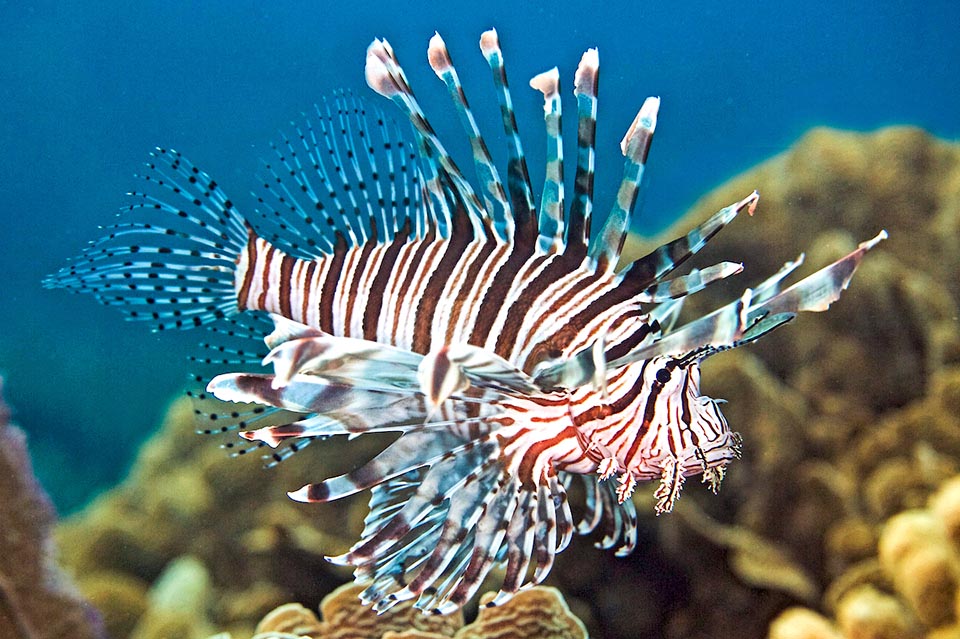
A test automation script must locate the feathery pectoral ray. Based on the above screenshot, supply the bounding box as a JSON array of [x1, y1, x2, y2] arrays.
[[45, 28, 884, 614]]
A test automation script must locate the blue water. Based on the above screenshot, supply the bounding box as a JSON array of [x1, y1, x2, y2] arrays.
[[1, 0, 958, 514]]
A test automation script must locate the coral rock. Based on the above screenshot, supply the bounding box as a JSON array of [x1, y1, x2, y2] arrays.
[[316, 583, 463, 639], [877, 511, 946, 583], [76, 571, 149, 639], [834, 586, 920, 639], [212, 586, 588, 639], [895, 545, 958, 628], [457, 588, 587, 639], [129, 556, 215, 639], [931, 477, 960, 549], [878, 509, 959, 629], [768, 607, 843, 639], [382, 632, 451, 639], [254, 602, 321, 636], [774, 474, 960, 638]]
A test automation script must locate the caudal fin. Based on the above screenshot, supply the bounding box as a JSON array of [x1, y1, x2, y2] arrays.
[[44, 148, 250, 330]]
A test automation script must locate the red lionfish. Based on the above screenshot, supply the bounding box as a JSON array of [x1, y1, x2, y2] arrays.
[[47, 30, 885, 613]]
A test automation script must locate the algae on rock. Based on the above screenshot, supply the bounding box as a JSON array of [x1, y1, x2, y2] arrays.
[[769, 474, 960, 639]]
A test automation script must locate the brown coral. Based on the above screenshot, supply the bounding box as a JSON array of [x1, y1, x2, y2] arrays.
[[834, 585, 920, 639], [0, 378, 105, 639], [455, 588, 587, 639], [312, 583, 463, 639], [253, 602, 322, 636], [768, 607, 843, 639]]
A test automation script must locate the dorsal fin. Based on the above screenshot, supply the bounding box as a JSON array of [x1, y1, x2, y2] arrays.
[[322, 95, 379, 244], [530, 67, 566, 255], [428, 33, 512, 243], [254, 94, 422, 258], [589, 96, 659, 271], [568, 48, 599, 259], [365, 37, 487, 243], [409, 127, 452, 237], [620, 191, 759, 289], [479, 29, 537, 248], [639, 262, 744, 303]]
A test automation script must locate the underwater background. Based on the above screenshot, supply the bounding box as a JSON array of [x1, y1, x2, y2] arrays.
[[1, 0, 959, 532], [4, 3, 960, 639]]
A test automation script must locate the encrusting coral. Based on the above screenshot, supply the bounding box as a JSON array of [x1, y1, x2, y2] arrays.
[[52, 126, 960, 639], [0, 378, 105, 639], [207, 583, 585, 639]]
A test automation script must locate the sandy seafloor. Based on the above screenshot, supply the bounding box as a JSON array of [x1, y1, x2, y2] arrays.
[[0, 0, 958, 520]]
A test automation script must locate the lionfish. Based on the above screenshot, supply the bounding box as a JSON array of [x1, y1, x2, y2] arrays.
[[47, 30, 884, 614]]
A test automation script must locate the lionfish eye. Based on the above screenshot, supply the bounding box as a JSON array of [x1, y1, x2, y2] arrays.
[[655, 368, 671, 383]]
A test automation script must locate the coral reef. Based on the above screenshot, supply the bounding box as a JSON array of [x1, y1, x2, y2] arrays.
[[0, 378, 105, 639], [455, 587, 587, 639], [54, 126, 960, 639]]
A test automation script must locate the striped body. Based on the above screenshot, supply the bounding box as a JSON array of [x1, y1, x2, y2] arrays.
[[47, 28, 884, 614], [237, 234, 646, 368], [237, 181, 740, 502]]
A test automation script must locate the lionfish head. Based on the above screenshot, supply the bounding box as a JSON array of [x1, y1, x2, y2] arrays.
[[683, 393, 741, 482], [613, 357, 741, 512]]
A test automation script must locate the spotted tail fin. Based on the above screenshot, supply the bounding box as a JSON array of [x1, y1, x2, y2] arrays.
[[43, 148, 250, 330]]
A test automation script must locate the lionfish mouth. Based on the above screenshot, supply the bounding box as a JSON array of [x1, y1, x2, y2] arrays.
[[45, 26, 885, 616], [686, 433, 743, 472]]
